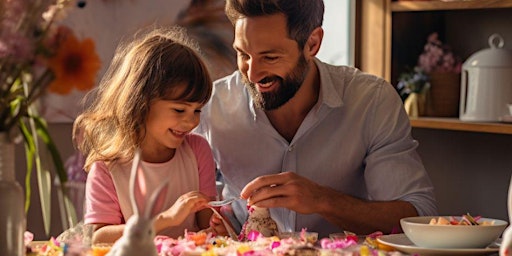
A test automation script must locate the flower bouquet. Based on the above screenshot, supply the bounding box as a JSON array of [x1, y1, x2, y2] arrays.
[[397, 32, 462, 117], [1, 0, 101, 234]]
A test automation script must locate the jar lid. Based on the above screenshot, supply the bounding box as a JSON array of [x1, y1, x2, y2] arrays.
[[463, 34, 512, 68]]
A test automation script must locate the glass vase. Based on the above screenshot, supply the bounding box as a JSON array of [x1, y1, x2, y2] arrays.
[[0, 132, 26, 256]]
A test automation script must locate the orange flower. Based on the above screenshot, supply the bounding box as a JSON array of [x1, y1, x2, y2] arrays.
[[47, 28, 101, 95]]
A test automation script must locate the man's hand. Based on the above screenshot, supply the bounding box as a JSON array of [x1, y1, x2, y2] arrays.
[[240, 171, 331, 215]]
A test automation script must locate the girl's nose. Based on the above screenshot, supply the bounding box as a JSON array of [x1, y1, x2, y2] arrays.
[[183, 113, 199, 128]]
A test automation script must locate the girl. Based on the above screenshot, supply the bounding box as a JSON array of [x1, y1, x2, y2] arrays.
[[74, 27, 217, 244]]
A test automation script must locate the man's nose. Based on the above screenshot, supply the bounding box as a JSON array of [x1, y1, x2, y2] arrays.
[[246, 59, 264, 84]]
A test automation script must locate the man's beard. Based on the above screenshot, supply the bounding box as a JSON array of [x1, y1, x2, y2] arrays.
[[243, 54, 309, 111]]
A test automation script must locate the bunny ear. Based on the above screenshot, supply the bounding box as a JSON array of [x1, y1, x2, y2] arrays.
[[144, 178, 169, 220], [129, 148, 148, 217]]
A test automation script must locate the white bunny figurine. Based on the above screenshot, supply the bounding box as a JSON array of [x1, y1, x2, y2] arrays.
[[500, 175, 512, 256], [107, 149, 169, 256]]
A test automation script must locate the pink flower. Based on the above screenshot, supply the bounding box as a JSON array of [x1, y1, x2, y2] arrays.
[[0, 32, 34, 61], [417, 32, 461, 74]]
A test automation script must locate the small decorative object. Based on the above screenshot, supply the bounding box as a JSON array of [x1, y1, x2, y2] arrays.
[[397, 67, 430, 117], [0, 0, 101, 238], [239, 205, 280, 240], [417, 32, 462, 117], [397, 33, 462, 117]]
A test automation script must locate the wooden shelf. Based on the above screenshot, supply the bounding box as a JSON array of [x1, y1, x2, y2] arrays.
[[391, 0, 512, 12], [410, 117, 512, 134]]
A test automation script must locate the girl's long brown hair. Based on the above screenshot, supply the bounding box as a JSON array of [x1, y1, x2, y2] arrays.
[[74, 26, 212, 171]]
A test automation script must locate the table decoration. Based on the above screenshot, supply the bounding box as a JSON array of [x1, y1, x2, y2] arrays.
[[28, 229, 408, 255], [396, 32, 462, 117]]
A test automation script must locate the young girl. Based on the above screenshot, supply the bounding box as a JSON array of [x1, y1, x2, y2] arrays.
[[74, 27, 217, 244]]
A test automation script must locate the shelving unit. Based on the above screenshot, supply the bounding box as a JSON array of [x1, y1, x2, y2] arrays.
[[358, 0, 512, 135], [358, 0, 512, 224], [410, 118, 512, 135], [391, 0, 512, 12]]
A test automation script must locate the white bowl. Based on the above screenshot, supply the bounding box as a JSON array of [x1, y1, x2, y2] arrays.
[[400, 216, 508, 249]]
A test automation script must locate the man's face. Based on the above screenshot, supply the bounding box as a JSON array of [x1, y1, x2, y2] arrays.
[[233, 14, 309, 110]]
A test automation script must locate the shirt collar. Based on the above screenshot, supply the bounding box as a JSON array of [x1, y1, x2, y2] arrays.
[[314, 57, 343, 109]]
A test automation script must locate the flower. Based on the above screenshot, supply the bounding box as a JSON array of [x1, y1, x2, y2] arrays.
[[46, 27, 101, 95], [417, 32, 462, 74], [396, 32, 462, 100], [1, 0, 100, 234], [396, 66, 430, 101]]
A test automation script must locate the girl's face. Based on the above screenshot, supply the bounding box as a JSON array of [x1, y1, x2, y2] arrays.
[[141, 84, 203, 163]]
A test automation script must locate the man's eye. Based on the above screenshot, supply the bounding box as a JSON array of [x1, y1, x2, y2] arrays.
[[174, 109, 185, 113], [265, 56, 278, 61], [238, 52, 249, 60]]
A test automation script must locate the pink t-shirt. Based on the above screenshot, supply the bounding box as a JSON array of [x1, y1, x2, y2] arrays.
[[84, 133, 216, 237]]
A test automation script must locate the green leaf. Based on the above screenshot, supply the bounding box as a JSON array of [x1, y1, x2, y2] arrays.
[[19, 119, 36, 212], [33, 115, 78, 228], [55, 183, 78, 230], [26, 110, 52, 235], [37, 166, 52, 236], [33, 116, 66, 184]]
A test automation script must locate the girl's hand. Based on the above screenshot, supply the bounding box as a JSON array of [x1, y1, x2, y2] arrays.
[[157, 191, 209, 229], [208, 210, 229, 236]]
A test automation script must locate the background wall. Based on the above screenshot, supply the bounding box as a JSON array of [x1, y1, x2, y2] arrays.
[[412, 128, 511, 222]]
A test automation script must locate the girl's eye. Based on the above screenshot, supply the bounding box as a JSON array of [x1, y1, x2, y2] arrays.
[[194, 109, 202, 113], [174, 109, 185, 113]]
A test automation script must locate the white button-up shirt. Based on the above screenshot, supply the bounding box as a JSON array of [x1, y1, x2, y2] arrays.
[[196, 58, 437, 238]]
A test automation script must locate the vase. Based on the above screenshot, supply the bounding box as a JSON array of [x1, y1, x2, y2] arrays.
[[404, 92, 426, 118], [425, 72, 461, 117], [0, 133, 26, 256]]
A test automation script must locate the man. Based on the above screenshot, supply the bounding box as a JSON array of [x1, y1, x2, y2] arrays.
[[196, 0, 437, 238]]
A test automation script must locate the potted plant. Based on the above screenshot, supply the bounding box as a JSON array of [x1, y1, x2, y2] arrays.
[[397, 32, 462, 117]]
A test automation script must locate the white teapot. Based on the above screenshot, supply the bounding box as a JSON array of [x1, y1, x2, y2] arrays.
[[459, 34, 512, 122]]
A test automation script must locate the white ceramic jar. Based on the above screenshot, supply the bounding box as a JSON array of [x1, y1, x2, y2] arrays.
[[459, 34, 512, 122]]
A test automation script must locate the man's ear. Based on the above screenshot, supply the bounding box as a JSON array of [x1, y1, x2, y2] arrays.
[[305, 27, 324, 57]]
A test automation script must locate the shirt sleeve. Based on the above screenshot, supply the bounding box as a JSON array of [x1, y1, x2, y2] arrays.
[[187, 134, 217, 199], [364, 80, 438, 216], [83, 161, 124, 225]]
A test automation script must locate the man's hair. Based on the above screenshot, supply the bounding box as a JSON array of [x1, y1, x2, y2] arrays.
[[225, 0, 324, 49]]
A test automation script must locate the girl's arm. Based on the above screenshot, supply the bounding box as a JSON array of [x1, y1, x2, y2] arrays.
[[91, 223, 126, 244], [153, 191, 211, 234]]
